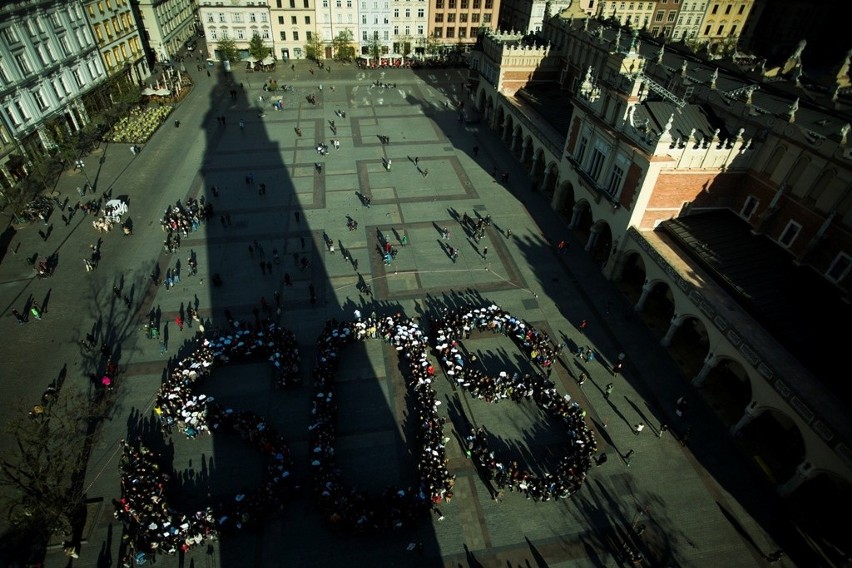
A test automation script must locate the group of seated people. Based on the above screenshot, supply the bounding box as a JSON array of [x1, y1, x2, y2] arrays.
[[432, 304, 596, 501], [308, 314, 455, 532]]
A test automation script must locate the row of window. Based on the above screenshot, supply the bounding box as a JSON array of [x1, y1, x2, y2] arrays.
[[1, 35, 82, 84], [206, 12, 270, 23], [279, 15, 312, 25], [3, 61, 101, 125], [103, 39, 141, 68], [89, 0, 130, 18], [208, 28, 272, 40], [93, 13, 135, 43], [435, 0, 492, 8], [574, 135, 624, 198], [434, 12, 482, 22], [279, 30, 313, 41], [432, 25, 483, 38]]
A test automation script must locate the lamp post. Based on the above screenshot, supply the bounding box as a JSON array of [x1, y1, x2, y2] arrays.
[[75, 158, 92, 193]]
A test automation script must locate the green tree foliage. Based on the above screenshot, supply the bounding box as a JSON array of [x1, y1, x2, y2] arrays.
[[248, 33, 272, 61], [217, 35, 240, 63], [366, 37, 382, 60], [305, 35, 324, 61], [332, 29, 356, 61]]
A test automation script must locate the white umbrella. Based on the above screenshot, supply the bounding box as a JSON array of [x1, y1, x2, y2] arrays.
[[244, 55, 259, 63], [141, 87, 157, 96], [261, 55, 275, 66]]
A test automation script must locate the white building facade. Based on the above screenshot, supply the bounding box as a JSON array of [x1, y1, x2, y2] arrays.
[[199, 0, 273, 62], [135, 0, 198, 64]]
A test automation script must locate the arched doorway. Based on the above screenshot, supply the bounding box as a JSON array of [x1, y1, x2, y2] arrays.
[[699, 358, 752, 424], [738, 410, 804, 483]]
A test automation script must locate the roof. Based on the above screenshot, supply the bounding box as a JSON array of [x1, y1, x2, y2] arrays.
[[658, 210, 851, 405], [514, 83, 574, 138]]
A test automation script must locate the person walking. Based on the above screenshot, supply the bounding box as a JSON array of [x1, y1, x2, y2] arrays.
[[658, 424, 669, 438], [604, 383, 613, 399], [633, 422, 645, 435], [624, 449, 635, 467], [30, 303, 43, 321], [175, 315, 184, 331]]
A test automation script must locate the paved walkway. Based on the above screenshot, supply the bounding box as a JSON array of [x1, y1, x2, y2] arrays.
[[0, 60, 793, 567]]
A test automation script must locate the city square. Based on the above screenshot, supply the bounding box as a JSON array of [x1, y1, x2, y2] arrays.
[[0, 59, 794, 567]]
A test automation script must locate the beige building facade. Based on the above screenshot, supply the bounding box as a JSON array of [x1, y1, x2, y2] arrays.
[[469, 18, 852, 538]]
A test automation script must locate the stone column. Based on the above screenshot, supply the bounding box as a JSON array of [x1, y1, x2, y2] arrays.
[[540, 168, 552, 193], [510, 133, 519, 153], [568, 204, 583, 229], [660, 313, 686, 347], [729, 400, 760, 436], [777, 461, 816, 497], [528, 150, 540, 177], [691, 352, 719, 387], [503, 120, 512, 142], [634, 279, 655, 312], [584, 224, 601, 252]]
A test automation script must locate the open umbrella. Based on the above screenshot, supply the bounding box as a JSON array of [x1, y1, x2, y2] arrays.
[[141, 87, 157, 96], [243, 55, 259, 64], [261, 55, 275, 66]]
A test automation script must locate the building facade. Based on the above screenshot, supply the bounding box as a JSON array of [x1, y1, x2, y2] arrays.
[[134, 0, 198, 64], [497, 0, 571, 34], [390, 0, 428, 57], [0, 0, 107, 189], [316, 0, 359, 58], [428, 0, 500, 47], [198, 0, 273, 63], [83, 0, 150, 84], [469, 17, 852, 541], [270, 0, 316, 60]]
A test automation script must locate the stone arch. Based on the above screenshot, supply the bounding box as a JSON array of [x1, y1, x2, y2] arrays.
[[737, 407, 804, 484], [520, 135, 535, 170], [511, 126, 523, 158], [633, 278, 677, 340], [483, 94, 495, 125], [554, 180, 576, 223], [529, 147, 546, 182], [494, 104, 506, 133], [476, 88, 487, 112], [786, 470, 852, 560], [502, 114, 515, 144], [612, 249, 648, 306], [540, 161, 559, 196], [661, 313, 710, 378], [695, 356, 753, 424], [569, 198, 594, 240], [586, 219, 613, 264]]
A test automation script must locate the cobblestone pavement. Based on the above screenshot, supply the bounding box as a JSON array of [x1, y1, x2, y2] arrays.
[[0, 59, 792, 567]]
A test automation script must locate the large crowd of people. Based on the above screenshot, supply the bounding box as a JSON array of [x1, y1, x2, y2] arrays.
[[116, 305, 594, 554], [308, 314, 455, 532], [114, 322, 301, 554], [159, 196, 212, 254], [432, 304, 596, 501]]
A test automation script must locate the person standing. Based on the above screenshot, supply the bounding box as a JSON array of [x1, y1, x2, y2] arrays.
[[624, 449, 635, 467], [604, 383, 613, 399], [175, 315, 184, 331], [482, 246, 488, 258], [30, 303, 43, 321], [633, 422, 645, 435], [658, 424, 669, 438]]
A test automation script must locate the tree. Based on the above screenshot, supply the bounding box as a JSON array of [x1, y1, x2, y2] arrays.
[[426, 33, 441, 57], [217, 35, 240, 63], [332, 29, 356, 62], [366, 36, 382, 60], [248, 34, 271, 61], [0, 391, 106, 559], [305, 35, 324, 61]]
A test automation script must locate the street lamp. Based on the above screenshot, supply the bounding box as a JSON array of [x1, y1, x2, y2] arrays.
[[75, 158, 92, 194]]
